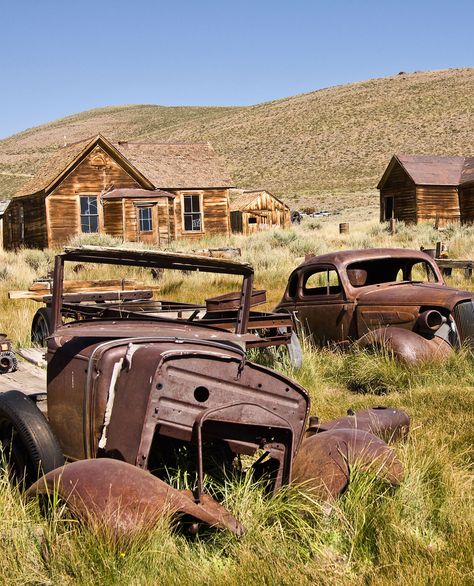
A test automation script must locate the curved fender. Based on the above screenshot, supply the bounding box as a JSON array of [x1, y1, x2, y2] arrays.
[[307, 407, 410, 443], [356, 327, 453, 365], [26, 459, 244, 540], [292, 428, 403, 499]]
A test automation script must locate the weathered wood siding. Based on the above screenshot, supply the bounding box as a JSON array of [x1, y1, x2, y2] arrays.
[[379, 160, 417, 223], [173, 189, 230, 240], [246, 192, 290, 235], [459, 184, 474, 225], [120, 197, 173, 245], [416, 186, 460, 226], [46, 146, 142, 248], [103, 199, 124, 238], [3, 195, 47, 249]]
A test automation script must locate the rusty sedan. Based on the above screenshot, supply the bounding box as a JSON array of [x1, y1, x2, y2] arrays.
[[276, 248, 474, 363]]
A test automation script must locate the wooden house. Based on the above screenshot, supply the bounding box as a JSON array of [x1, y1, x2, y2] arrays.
[[459, 158, 474, 225], [229, 189, 291, 235], [0, 200, 10, 249], [378, 155, 464, 226], [3, 135, 233, 249]]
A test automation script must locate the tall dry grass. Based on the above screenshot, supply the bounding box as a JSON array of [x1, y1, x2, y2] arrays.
[[0, 220, 473, 584]]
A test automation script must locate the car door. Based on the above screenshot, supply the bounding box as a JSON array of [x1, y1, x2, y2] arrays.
[[294, 265, 355, 345]]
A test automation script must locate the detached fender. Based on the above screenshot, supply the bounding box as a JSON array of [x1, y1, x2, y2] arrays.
[[26, 459, 244, 540], [292, 428, 403, 499], [355, 326, 453, 365]]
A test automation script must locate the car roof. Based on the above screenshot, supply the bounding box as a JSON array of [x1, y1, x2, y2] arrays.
[[300, 248, 434, 269]]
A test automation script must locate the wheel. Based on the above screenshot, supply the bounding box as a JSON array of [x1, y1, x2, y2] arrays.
[[0, 390, 64, 488], [0, 351, 17, 374], [31, 307, 52, 346]]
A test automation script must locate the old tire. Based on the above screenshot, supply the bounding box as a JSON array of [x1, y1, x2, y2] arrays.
[[31, 307, 52, 347], [0, 351, 17, 374], [0, 390, 64, 488]]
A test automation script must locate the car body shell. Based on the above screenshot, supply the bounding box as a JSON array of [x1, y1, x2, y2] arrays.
[[276, 248, 474, 350]]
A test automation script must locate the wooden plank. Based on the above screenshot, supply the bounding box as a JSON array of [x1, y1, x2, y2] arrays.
[[9, 279, 160, 301], [0, 360, 46, 395], [16, 348, 47, 368]]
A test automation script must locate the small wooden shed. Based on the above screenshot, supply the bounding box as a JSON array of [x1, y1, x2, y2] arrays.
[[4, 135, 233, 249], [459, 158, 474, 225], [229, 189, 291, 235], [378, 155, 463, 226]]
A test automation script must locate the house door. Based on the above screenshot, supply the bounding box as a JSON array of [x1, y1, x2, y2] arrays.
[[137, 205, 159, 245], [384, 197, 394, 220]]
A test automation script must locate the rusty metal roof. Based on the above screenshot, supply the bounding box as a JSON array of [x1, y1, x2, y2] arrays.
[[378, 154, 474, 189]]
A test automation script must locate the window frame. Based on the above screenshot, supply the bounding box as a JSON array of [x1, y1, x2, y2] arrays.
[[299, 265, 344, 299], [79, 194, 100, 234], [138, 205, 154, 232], [181, 192, 204, 233]]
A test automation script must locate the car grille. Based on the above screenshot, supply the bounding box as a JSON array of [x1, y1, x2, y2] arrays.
[[453, 301, 474, 348]]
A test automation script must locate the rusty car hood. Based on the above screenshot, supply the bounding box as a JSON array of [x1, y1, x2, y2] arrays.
[[355, 282, 474, 309]]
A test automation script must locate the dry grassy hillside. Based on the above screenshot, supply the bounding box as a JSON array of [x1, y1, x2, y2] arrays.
[[1, 68, 473, 218]]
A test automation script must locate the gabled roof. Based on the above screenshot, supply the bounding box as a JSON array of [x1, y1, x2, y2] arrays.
[[378, 154, 465, 189], [15, 135, 153, 197], [229, 189, 289, 212], [14, 135, 233, 198], [113, 141, 233, 189]]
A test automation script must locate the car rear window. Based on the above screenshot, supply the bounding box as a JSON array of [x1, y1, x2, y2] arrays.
[[346, 258, 439, 287]]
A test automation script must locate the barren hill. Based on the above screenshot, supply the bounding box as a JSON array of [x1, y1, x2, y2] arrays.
[[1, 68, 473, 217]]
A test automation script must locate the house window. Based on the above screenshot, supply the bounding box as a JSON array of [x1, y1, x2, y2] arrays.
[[139, 206, 153, 232], [183, 194, 202, 232], [80, 195, 99, 233], [248, 217, 257, 224]]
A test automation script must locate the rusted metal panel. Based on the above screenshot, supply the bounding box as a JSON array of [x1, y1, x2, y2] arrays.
[[292, 428, 404, 499], [26, 459, 244, 540]]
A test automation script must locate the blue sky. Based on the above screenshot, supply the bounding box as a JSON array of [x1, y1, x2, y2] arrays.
[[1, 0, 472, 139]]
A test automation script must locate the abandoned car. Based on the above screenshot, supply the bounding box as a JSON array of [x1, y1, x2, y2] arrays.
[[276, 248, 474, 363], [0, 246, 409, 538]]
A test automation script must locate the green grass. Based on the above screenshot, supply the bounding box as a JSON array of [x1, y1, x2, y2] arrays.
[[0, 220, 473, 584]]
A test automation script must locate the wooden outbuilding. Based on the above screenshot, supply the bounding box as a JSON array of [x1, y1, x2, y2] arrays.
[[378, 155, 464, 226], [229, 189, 291, 235], [459, 158, 474, 225], [4, 135, 233, 249]]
